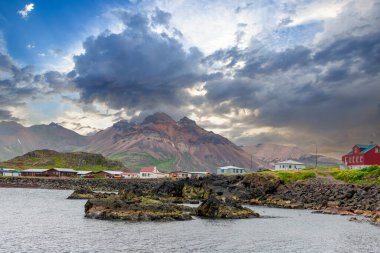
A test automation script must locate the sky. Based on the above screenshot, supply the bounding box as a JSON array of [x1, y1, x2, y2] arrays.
[[0, 0, 379, 153]]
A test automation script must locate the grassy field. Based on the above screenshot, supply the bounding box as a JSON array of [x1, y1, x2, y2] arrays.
[[260, 170, 317, 183], [259, 166, 380, 184], [330, 165, 380, 184]]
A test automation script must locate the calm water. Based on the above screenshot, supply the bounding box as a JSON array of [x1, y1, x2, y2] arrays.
[[0, 188, 379, 253]]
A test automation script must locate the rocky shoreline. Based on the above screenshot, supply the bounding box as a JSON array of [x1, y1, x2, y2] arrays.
[[1, 175, 379, 223]]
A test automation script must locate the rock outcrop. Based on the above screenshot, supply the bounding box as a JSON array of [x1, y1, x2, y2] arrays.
[[196, 196, 259, 219], [67, 188, 115, 199], [84, 191, 193, 221]]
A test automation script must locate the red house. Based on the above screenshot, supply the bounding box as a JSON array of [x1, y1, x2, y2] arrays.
[[342, 144, 380, 169]]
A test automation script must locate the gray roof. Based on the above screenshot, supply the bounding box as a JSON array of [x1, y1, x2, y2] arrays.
[[276, 160, 305, 165], [51, 168, 76, 172], [218, 166, 245, 170], [22, 169, 48, 173], [102, 171, 123, 175], [76, 171, 93, 175]]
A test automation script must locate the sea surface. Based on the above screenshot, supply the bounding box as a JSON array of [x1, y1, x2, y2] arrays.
[[0, 188, 379, 253]]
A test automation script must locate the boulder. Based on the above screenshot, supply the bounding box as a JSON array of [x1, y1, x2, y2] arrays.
[[196, 195, 259, 219]]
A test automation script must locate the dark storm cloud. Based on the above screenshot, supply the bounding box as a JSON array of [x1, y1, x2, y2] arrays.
[[204, 30, 380, 149], [73, 11, 207, 112], [0, 52, 74, 121], [0, 109, 18, 120], [152, 8, 171, 27], [0, 52, 37, 120]]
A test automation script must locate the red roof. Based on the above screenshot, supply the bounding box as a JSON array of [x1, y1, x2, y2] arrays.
[[140, 167, 159, 173]]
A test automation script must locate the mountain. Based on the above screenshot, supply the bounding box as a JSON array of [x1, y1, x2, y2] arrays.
[[0, 149, 125, 170], [243, 143, 341, 168], [84, 112, 263, 171], [0, 121, 88, 161]]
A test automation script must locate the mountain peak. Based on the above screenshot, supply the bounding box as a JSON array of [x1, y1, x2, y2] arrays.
[[48, 122, 62, 128], [112, 120, 134, 131], [178, 116, 196, 126], [142, 112, 175, 124]]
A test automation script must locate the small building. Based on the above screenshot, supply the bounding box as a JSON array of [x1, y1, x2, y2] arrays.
[[122, 172, 139, 179], [0, 168, 21, 177], [21, 169, 49, 177], [274, 160, 306, 171], [187, 171, 210, 179], [217, 166, 245, 175], [46, 168, 77, 177], [169, 171, 189, 179], [94, 170, 124, 178], [139, 167, 168, 179], [76, 171, 93, 178], [342, 144, 380, 169]]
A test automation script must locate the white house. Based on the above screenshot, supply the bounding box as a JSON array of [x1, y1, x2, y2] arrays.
[[139, 167, 168, 179], [274, 160, 306, 171], [0, 168, 21, 177], [217, 166, 246, 175]]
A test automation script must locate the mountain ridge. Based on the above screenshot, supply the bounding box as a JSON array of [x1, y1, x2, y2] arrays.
[[0, 114, 341, 171]]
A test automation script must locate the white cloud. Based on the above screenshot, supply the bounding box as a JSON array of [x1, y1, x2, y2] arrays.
[[26, 44, 35, 49], [17, 3, 35, 19], [287, 1, 345, 27]]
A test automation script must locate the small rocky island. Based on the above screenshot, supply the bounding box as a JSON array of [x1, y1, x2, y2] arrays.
[[79, 187, 260, 221], [62, 169, 380, 223]]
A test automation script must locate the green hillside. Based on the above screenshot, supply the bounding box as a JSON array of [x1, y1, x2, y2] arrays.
[[0, 149, 126, 171], [109, 152, 176, 172]]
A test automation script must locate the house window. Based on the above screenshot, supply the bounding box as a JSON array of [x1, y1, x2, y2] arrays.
[[376, 148, 379, 153], [360, 156, 363, 162]]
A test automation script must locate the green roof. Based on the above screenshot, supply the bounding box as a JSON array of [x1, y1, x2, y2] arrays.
[[347, 144, 377, 155]]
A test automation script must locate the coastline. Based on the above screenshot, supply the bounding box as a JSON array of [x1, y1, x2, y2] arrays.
[[1, 175, 379, 223]]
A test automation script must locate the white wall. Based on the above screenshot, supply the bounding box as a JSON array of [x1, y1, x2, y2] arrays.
[[274, 164, 305, 171]]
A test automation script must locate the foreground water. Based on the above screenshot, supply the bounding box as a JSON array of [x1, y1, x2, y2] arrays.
[[0, 188, 379, 253]]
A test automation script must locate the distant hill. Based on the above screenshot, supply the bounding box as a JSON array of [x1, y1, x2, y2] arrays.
[[84, 112, 265, 172], [0, 121, 87, 161], [243, 143, 341, 168], [0, 149, 125, 171]]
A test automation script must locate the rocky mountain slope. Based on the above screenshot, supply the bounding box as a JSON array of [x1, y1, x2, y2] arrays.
[[0, 121, 87, 161], [243, 143, 341, 168], [85, 113, 264, 171], [0, 149, 125, 170]]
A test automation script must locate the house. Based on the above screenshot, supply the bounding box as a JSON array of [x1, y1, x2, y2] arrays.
[[342, 144, 380, 169], [21, 169, 49, 177], [169, 171, 189, 179], [217, 166, 245, 175], [187, 171, 210, 179], [0, 168, 21, 177], [274, 160, 306, 170], [139, 167, 168, 179], [122, 172, 139, 179], [94, 170, 124, 178], [46, 168, 77, 177]]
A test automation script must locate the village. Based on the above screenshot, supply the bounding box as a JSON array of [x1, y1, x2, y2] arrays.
[[1, 143, 379, 179]]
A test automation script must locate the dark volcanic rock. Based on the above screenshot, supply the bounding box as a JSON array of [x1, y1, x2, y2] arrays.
[[85, 196, 193, 221], [196, 195, 259, 219], [67, 188, 115, 199]]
